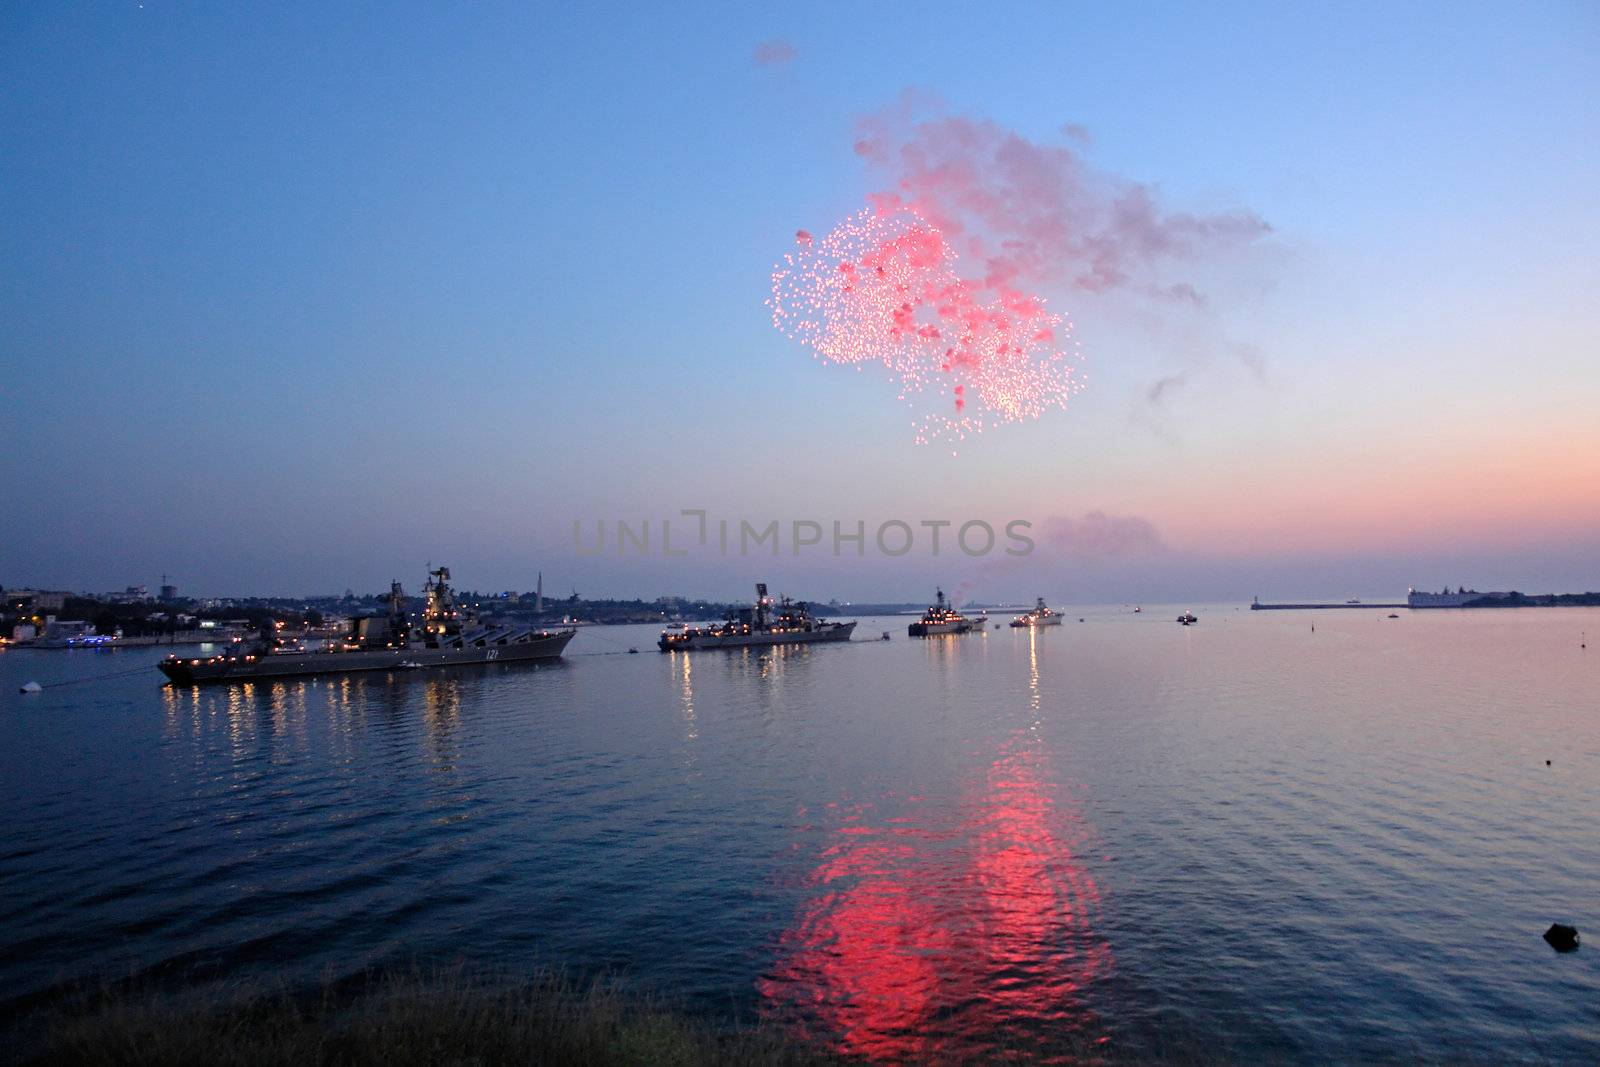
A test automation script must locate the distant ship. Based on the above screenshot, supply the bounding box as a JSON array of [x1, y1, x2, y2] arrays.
[[159, 567, 575, 685], [908, 588, 975, 637], [658, 583, 855, 651], [1010, 597, 1063, 628], [31, 620, 115, 649], [1177, 611, 1198, 625]]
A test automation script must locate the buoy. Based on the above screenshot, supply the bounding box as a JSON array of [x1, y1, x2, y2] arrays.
[[1543, 923, 1579, 952], [1546, 760, 1552, 766], [627, 648, 638, 654], [19, 681, 42, 694]]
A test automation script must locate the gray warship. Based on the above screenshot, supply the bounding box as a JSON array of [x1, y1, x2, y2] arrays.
[[1009, 596, 1063, 628], [658, 583, 855, 651], [908, 588, 974, 636], [159, 567, 575, 685]]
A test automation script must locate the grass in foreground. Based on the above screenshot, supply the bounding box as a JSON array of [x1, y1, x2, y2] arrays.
[[14, 966, 844, 1067], [9, 964, 1505, 1066]]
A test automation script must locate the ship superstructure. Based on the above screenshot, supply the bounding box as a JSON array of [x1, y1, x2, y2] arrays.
[[159, 566, 574, 685], [1009, 597, 1063, 627], [908, 588, 974, 637], [658, 583, 855, 651]]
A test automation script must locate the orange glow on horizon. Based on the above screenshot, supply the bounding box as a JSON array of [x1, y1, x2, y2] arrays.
[[1139, 419, 1600, 558]]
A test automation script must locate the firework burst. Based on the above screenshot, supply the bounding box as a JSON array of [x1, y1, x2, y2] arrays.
[[768, 208, 1083, 449]]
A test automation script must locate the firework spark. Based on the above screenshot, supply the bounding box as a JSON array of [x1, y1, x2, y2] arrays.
[[768, 207, 1083, 448]]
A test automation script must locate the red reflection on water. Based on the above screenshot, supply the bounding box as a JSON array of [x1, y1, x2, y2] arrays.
[[760, 736, 1111, 1061]]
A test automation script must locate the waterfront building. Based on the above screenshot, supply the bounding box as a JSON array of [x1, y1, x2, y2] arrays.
[[4, 589, 67, 613], [1406, 586, 1509, 608]]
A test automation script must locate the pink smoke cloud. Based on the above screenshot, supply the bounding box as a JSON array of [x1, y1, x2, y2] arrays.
[[1040, 511, 1166, 560], [1060, 122, 1092, 145], [951, 511, 1166, 604], [754, 39, 797, 67], [852, 100, 1271, 303]]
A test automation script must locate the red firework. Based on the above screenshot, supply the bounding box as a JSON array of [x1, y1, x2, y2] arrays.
[[768, 207, 1083, 449]]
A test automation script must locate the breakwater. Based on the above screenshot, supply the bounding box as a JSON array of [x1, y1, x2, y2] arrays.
[[1249, 602, 1407, 610]]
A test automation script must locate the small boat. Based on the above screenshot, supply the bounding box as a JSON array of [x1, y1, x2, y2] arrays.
[[881, 631, 891, 641], [1387, 613, 1399, 619], [31, 620, 116, 649], [1133, 605, 1142, 613], [1177, 612, 1198, 625], [19, 681, 43, 694]]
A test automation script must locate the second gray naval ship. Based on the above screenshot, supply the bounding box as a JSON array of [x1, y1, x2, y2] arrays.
[[907, 588, 975, 637], [160, 567, 575, 685], [658, 583, 855, 651]]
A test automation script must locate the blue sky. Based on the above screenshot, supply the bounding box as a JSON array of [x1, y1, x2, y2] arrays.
[[3, 2, 1596, 600]]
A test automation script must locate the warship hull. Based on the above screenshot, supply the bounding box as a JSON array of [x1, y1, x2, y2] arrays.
[[908, 620, 974, 636], [659, 622, 855, 652], [1010, 615, 1063, 628], [160, 629, 576, 685]]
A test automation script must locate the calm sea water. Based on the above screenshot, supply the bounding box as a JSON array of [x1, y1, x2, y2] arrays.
[[2, 606, 1597, 1061]]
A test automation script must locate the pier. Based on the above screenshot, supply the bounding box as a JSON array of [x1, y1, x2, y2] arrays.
[[1250, 601, 1407, 611]]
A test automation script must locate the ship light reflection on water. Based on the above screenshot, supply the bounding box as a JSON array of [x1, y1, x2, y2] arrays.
[[759, 733, 1111, 1061]]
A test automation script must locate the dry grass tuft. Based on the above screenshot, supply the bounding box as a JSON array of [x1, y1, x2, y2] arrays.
[[15, 965, 841, 1067]]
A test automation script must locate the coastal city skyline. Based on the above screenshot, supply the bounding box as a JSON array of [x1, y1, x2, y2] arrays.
[[1, 554, 1591, 611], [4, 3, 1596, 602]]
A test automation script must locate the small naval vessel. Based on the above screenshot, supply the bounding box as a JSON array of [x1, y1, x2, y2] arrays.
[[1009, 596, 1063, 627], [658, 583, 855, 651], [159, 567, 575, 685], [908, 588, 974, 637]]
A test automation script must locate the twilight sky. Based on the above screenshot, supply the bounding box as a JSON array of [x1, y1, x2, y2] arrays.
[[3, 2, 1597, 603]]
